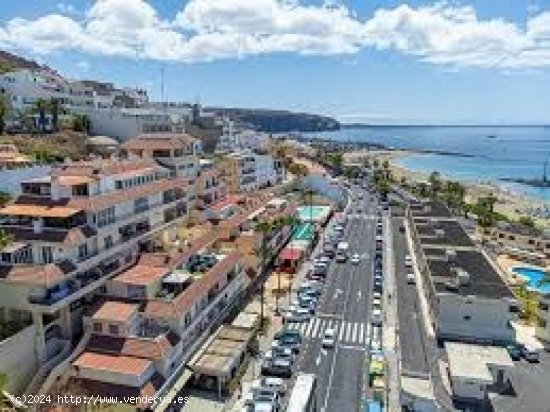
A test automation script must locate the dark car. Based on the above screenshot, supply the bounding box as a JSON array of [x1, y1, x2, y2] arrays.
[[506, 344, 522, 361]]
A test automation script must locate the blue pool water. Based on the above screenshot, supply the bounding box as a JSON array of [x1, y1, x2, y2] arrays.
[[512, 267, 550, 293]]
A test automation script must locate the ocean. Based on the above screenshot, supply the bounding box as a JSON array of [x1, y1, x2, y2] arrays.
[[308, 126, 550, 203]]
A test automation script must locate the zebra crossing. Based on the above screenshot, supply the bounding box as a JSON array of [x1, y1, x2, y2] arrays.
[[285, 317, 369, 345]]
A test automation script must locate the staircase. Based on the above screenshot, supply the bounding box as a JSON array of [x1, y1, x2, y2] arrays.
[[23, 339, 71, 396], [37, 328, 92, 396]]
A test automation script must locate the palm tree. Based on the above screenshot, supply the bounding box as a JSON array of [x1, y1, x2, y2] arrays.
[[33, 98, 49, 134], [429, 171, 442, 197], [0, 94, 9, 135], [0, 230, 13, 250], [50, 98, 60, 132], [256, 220, 274, 331]]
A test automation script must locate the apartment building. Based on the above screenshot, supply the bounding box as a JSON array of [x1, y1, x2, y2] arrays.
[[0, 158, 192, 393], [122, 133, 203, 179], [219, 151, 282, 194], [536, 293, 550, 344], [86, 108, 174, 140], [478, 221, 550, 266], [407, 201, 519, 343]]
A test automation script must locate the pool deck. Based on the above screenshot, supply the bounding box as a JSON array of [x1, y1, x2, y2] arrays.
[[496, 255, 546, 287]]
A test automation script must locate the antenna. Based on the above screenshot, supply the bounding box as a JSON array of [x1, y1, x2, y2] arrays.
[[160, 67, 165, 104]]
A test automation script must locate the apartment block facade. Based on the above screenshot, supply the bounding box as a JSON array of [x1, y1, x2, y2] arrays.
[[407, 201, 519, 343]]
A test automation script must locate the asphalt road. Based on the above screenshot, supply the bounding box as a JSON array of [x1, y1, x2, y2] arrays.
[[291, 185, 377, 412]]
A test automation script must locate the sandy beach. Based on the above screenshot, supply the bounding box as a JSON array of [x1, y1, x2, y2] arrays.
[[347, 149, 550, 229]]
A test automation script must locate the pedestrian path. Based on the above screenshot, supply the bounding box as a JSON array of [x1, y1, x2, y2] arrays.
[[285, 317, 369, 345]]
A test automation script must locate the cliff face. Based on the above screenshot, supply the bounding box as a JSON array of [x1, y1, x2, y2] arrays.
[[208, 107, 340, 133]]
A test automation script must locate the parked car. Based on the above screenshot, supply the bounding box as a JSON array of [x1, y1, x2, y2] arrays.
[[506, 344, 522, 361], [406, 273, 416, 284], [371, 309, 382, 326], [322, 328, 336, 348], [374, 279, 383, 292], [521, 344, 541, 362], [405, 255, 413, 268], [336, 252, 348, 263], [261, 359, 292, 378], [351, 253, 360, 265], [274, 328, 302, 343]]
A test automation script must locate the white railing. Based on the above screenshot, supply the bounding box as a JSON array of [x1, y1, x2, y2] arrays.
[[38, 328, 92, 396], [23, 339, 71, 396]]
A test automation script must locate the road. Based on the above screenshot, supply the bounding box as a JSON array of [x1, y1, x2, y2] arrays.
[[288, 185, 377, 412]]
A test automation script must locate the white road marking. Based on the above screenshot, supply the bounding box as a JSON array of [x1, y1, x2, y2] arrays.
[[311, 318, 321, 338], [316, 353, 321, 366], [359, 323, 364, 344], [338, 321, 346, 341], [352, 322, 358, 343], [346, 322, 353, 342], [304, 318, 314, 337], [357, 290, 362, 302], [339, 344, 365, 351]]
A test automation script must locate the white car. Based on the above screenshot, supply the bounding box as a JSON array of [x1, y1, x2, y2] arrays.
[[405, 255, 413, 267], [351, 253, 360, 264], [406, 273, 416, 284], [322, 328, 336, 348]]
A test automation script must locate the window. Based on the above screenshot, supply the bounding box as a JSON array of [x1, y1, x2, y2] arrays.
[[115, 180, 123, 190], [42, 246, 54, 264], [134, 197, 149, 213], [78, 244, 88, 259], [104, 236, 113, 249], [108, 324, 119, 335], [97, 207, 115, 227], [184, 312, 192, 327], [93, 322, 102, 333]]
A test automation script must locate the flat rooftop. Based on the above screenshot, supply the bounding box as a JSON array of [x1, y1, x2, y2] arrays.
[[428, 250, 514, 299], [415, 220, 474, 248], [409, 201, 452, 218], [446, 342, 513, 383]]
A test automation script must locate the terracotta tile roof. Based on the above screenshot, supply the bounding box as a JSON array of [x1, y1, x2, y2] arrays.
[[122, 133, 199, 151], [111, 256, 169, 286], [92, 301, 138, 323], [0, 260, 76, 286], [67, 374, 164, 406], [144, 252, 241, 319], [2, 225, 96, 245], [68, 177, 188, 211], [73, 352, 152, 376], [87, 334, 179, 360], [0, 204, 82, 218], [53, 158, 160, 178]]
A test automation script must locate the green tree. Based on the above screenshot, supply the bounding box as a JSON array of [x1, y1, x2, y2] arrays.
[[72, 114, 90, 133], [372, 158, 380, 169], [50, 97, 60, 132], [255, 220, 274, 331], [429, 171, 442, 197], [0, 230, 13, 250], [518, 216, 536, 228], [34, 98, 49, 134], [0, 94, 10, 135], [0, 191, 11, 207]]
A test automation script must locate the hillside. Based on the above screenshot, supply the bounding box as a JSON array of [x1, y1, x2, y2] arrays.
[[0, 50, 56, 74], [208, 107, 340, 133]]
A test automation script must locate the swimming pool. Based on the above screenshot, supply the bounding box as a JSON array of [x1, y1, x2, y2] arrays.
[[512, 267, 550, 293], [296, 206, 330, 222]]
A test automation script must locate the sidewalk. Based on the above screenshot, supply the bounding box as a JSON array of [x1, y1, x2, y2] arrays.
[[382, 213, 401, 412]]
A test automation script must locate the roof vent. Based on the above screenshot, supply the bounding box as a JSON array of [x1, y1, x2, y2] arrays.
[[446, 250, 457, 261], [444, 281, 459, 292], [457, 269, 470, 286]]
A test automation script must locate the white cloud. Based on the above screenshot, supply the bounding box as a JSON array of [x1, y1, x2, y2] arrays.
[[0, 0, 549, 69]]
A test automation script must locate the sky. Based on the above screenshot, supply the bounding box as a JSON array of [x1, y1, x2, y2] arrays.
[[1, 0, 550, 125]]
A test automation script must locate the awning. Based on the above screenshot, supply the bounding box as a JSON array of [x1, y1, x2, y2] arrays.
[[279, 247, 303, 261], [0, 204, 82, 218]]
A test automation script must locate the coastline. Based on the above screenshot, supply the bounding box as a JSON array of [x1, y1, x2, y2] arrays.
[[355, 149, 550, 229]]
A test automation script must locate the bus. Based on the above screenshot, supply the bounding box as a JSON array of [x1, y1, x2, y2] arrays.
[[286, 373, 317, 411]]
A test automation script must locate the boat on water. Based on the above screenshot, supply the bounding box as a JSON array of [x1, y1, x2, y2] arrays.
[[486, 134, 497, 139]]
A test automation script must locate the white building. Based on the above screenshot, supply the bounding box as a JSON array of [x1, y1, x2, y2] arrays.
[[407, 201, 519, 343], [536, 293, 550, 344], [86, 108, 174, 140], [0, 158, 192, 394], [256, 154, 279, 188]]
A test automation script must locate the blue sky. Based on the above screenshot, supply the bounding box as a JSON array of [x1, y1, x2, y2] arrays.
[[1, 0, 550, 124]]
